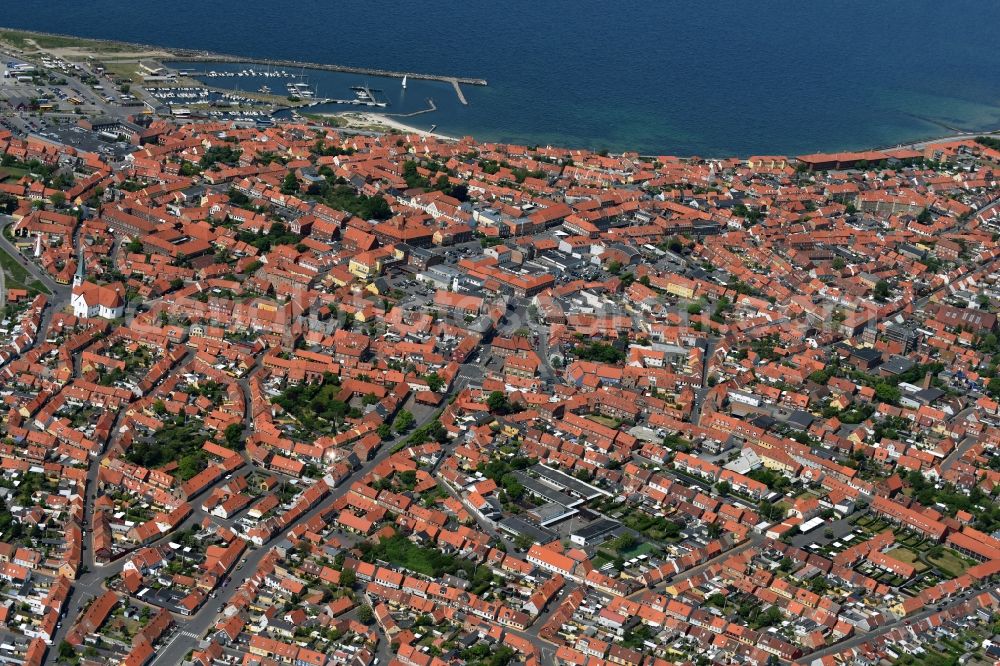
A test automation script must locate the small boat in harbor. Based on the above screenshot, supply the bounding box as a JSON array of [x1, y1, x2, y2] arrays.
[[402, 75, 407, 89], [351, 85, 384, 102]]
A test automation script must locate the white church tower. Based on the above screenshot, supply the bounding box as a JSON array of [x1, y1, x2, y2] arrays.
[[73, 245, 85, 288]]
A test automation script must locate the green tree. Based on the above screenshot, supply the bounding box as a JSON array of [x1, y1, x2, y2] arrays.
[[357, 604, 374, 624], [58, 641, 75, 660], [223, 423, 244, 450], [873, 279, 891, 302], [281, 172, 300, 194], [487, 391, 512, 414], [393, 410, 415, 433], [179, 160, 201, 177], [874, 382, 901, 404], [424, 372, 445, 392], [612, 532, 636, 552]]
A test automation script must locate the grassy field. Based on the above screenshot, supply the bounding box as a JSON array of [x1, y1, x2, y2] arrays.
[[0, 167, 29, 183], [99, 60, 145, 81], [368, 534, 465, 578], [928, 549, 973, 578], [0, 29, 134, 53], [587, 414, 621, 428], [0, 245, 31, 283], [885, 547, 928, 572], [591, 552, 612, 569], [0, 245, 50, 295]]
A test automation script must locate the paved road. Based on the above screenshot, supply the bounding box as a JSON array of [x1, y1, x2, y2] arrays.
[[0, 215, 68, 299], [908, 130, 1000, 150], [145, 395, 451, 666], [800, 585, 991, 663], [940, 435, 979, 473], [500, 584, 580, 666], [92, 342, 481, 664]]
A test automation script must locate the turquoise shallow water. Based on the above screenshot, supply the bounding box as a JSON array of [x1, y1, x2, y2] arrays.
[[4, 0, 1000, 155]]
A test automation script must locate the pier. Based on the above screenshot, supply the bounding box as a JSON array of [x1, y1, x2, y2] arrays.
[[171, 53, 487, 87], [449, 79, 468, 105], [171, 54, 482, 104], [386, 98, 437, 118], [0, 28, 486, 104]]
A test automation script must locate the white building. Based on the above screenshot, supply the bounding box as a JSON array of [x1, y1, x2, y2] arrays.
[[71, 281, 125, 319]]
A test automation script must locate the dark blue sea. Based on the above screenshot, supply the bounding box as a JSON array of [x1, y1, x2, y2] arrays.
[[3, 1, 1000, 156]]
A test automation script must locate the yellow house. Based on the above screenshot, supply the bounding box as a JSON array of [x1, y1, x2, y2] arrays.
[[348, 255, 378, 280], [354, 305, 377, 323], [665, 276, 697, 299], [759, 452, 797, 475], [829, 394, 851, 411], [349, 246, 405, 280], [365, 277, 392, 296]]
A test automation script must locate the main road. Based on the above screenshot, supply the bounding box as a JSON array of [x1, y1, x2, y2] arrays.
[[135, 374, 465, 666], [798, 584, 992, 664], [0, 215, 67, 298]]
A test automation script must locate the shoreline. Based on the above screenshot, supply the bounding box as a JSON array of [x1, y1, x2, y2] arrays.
[[318, 112, 460, 142], [0, 25, 487, 85], [313, 114, 1000, 157], [3, 26, 1000, 158]]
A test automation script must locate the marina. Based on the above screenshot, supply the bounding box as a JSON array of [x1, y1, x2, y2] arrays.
[[6, 3, 997, 154], [182, 65, 470, 105], [169, 61, 464, 129]]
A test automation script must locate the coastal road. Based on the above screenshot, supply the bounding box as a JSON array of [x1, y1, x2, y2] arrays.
[[907, 129, 1000, 150]]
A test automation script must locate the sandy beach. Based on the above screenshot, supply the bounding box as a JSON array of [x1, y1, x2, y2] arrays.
[[322, 112, 459, 142]]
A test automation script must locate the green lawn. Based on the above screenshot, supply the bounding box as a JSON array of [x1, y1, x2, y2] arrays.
[[599, 539, 659, 562], [0, 246, 30, 283], [587, 414, 621, 428], [0, 246, 51, 296], [0, 167, 29, 182], [367, 534, 468, 578], [0, 29, 134, 52], [591, 552, 612, 569], [927, 549, 973, 578], [886, 547, 928, 573]]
